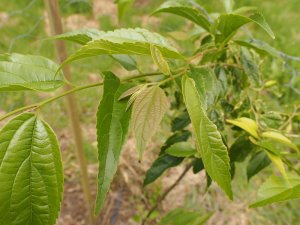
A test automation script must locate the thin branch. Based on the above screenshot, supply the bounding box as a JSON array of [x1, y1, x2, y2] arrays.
[[141, 162, 193, 225]]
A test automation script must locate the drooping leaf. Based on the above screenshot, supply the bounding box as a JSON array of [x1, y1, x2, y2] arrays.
[[165, 142, 196, 157], [112, 54, 137, 71], [192, 158, 204, 174], [95, 72, 132, 214], [182, 76, 232, 199], [215, 12, 275, 45], [229, 134, 255, 163], [153, 0, 211, 31], [240, 47, 260, 86], [0, 53, 64, 92], [265, 151, 287, 179], [144, 131, 190, 186], [250, 174, 300, 208], [227, 117, 259, 138], [150, 44, 171, 75], [143, 154, 183, 186], [132, 86, 169, 160], [247, 151, 271, 180], [115, 0, 134, 21], [261, 131, 299, 153], [171, 111, 191, 132], [60, 28, 184, 68], [0, 113, 63, 225], [159, 208, 213, 225]]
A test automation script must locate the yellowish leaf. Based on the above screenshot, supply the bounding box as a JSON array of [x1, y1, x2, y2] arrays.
[[262, 131, 299, 153], [227, 117, 259, 138], [150, 44, 171, 76]]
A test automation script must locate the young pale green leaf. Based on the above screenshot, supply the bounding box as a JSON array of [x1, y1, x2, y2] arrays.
[[250, 174, 300, 208], [182, 76, 232, 199], [215, 12, 275, 45], [227, 117, 259, 138], [150, 45, 171, 75], [261, 131, 299, 153], [165, 142, 196, 157], [240, 47, 260, 86], [0, 53, 64, 92], [265, 151, 287, 179], [95, 72, 132, 214], [153, 0, 211, 31], [159, 208, 213, 225], [247, 151, 271, 180], [0, 113, 63, 225], [115, 0, 134, 21], [132, 86, 169, 160], [60, 28, 183, 68], [223, 0, 235, 13]]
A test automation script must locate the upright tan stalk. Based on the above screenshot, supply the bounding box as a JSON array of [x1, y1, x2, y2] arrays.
[[43, 0, 95, 224]]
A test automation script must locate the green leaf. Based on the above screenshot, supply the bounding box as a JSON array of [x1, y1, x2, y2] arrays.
[[0, 113, 63, 225], [229, 135, 254, 163], [132, 86, 169, 160], [0, 53, 64, 92], [240, 47, 260, 86], [150, 45, 171, 75], [182, 76, 232, 199], [115, 0, 134, 21], [60, 28, 184, 68], [54, 28, 104, 45], [171, 111, 191, 132], [188, 67, 221, 111], [95, 72, 132, 214], [215, 12, 275, 45], [153, 0, 211, 31], [165, 142, 196, 157], [250, 174, 300, 208], [54, 30, 138, 71], [112, 54, 137, 71], [192, 158, 204, 174], [159, 208, 213, 225], [144, 154, 183, 186], [247, 151, 271, 180], [261, 131, 299, 153], [144, 131, 190, 186], [227, 117, 259, 138]]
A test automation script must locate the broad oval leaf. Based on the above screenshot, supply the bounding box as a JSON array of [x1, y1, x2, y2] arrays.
[[132, 86, 169, 160], [60, 28, 184, 68], [165, 142, 196, 157], [227, 117, 259, 138], [250, 174, 300, 208], [153, 0, 211, 31], [95, 72, 132, 214], [0, 113, 63, 225], [182, 76, 232, 199], [261, 131, 299, 153], [215, 12, 275, 45], [0, 53, 64, 92]]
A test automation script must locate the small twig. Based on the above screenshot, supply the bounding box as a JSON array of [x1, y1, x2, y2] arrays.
[[141, 162, 193, 225]]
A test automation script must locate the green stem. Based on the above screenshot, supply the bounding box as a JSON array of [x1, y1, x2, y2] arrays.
[[0, 71, 171, 122]]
